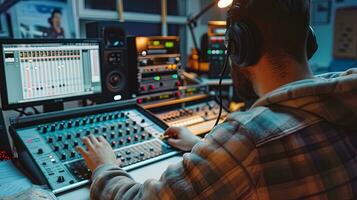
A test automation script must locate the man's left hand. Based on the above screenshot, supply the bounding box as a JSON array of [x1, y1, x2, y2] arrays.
[[76, 135, 119, 172]]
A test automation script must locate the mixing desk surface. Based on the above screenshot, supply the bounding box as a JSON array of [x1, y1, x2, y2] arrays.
[[10, 101, 178, 194]]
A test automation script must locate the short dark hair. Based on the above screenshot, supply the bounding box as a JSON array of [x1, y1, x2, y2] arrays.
[[238, 0, 311, 62]]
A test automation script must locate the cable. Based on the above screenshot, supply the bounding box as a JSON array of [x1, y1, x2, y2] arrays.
[[214, 50, 230, 127]]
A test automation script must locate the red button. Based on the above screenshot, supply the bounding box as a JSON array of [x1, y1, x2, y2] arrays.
[[137, 98, 143, 104], [141, 86, 147, 91], [149, 85, 155, 90], [176, 81, 181, 86]]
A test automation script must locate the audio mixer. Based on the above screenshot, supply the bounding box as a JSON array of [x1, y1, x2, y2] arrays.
[[150, 97, 229, 135], [10, 101, 178, 194]]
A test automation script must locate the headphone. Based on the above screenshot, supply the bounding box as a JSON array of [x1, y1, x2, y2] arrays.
[[225, 2, 318, 67]]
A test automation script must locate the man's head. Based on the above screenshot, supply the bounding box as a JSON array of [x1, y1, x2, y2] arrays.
[[227, 0, 313, 102]]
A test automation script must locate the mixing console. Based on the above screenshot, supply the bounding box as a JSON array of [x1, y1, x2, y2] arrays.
[[10, 101, 178, 194], [152, 98, 229, 135]]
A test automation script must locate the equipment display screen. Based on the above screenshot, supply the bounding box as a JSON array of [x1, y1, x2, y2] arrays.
[[0, 41, 103, 108]]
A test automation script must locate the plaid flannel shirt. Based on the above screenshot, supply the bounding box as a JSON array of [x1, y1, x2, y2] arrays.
[[90, 69, 357, 200]]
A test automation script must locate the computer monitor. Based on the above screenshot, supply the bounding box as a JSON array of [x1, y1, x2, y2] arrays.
[[0, 39, 104, 110]]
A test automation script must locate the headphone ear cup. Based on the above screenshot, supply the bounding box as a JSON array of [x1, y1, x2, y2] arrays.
[[225, 22, 260, 67], [307, 26, 318, 59]]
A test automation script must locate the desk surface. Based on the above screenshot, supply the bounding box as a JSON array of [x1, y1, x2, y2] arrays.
[[57, 156, 183, 200]]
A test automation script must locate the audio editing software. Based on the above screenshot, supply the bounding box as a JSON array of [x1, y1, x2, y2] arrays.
[[2, 43, 102, 105]]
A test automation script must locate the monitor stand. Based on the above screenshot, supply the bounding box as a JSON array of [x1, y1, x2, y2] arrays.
[[43, 103, 64, 113]]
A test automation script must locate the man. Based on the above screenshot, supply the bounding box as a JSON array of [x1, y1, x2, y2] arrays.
[[43, 9, 65, 39], [77, 0, 357, 199]]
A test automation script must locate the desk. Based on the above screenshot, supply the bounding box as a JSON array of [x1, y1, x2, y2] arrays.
[[57, 156, 183, 200]]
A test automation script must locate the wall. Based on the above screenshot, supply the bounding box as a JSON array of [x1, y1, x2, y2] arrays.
[[310, 0, 357, 73]]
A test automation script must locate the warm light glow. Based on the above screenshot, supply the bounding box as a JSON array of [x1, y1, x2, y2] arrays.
[[217, 0, 233, 8]]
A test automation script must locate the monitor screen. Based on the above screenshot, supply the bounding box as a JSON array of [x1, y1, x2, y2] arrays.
[[0, 40, 103, 109]]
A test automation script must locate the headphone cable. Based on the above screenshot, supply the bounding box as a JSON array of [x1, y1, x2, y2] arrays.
[[214, 50, 230, 127]]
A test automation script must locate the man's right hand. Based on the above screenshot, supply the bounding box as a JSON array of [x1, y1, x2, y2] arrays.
[[164, 127, 201, 151]]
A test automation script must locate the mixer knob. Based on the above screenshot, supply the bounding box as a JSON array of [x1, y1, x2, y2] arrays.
[[108, 115, 113, 120], [76, 132, 81, 138], [96, 116, 101, 122], [59, 123, 65, 130], [110, 132, 115, 139], [125, 122, 130, 127], [118, 130, 123, 137], [102, 127, 107, 132], [75, 120, 80, 127], [66, 134, 72, 139], [149, 147, 154, 152], [42, 126, 48, 133], [119, 139, 124, 145], [70, 151, 76, 158], [37, 148, 43, 154], [89, 117, 95, 123], [117, 123, 123, 129], [48, 137, 53, 143], [85, 130, 91, 136], [134, 135, 139, 141], [57, 176, 65, 183], [110, 125, 115, 130], [196, 107, 200, 112], [126, 129, 131, 135], [120, 112, 125, 118], [68, 121, 73, 128], [37, 126, 42, 131], [64, 142, 69, 149], [140, 152, 145, 157], [94, 128, 99, 134], [82, 119, 87, 125], [50, 125, 56, 132], [133, 127, 138, 133], [57, 135, 63, 141], [53, 145, 59, 152], [127, 137, 132, 142], [141, 133, 146, 139], [116, 153, 122, 158], [73, 141, 79, 147], [141, 119, 146, 123], [125, 150, 131, 155], [114, 113, 119, 119], [111, 141, 116, 147], [61, 153, 66, 160], [141, 127, 145, 131], [102, 134, 107, 139]]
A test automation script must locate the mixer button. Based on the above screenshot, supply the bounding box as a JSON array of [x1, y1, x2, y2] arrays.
[[57, 176, 65, 183]]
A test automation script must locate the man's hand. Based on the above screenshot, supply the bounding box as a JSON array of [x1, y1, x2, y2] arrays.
[[76, 135, 119, 172], [164, 127, 201, 151]]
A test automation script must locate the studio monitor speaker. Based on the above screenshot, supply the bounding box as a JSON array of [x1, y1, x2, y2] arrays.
[[86, 21, 137, 103]]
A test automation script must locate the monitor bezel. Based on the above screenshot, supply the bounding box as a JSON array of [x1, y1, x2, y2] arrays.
[[0, 38, 105, 110]]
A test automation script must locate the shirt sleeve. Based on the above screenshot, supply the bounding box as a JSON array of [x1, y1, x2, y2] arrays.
[[90, 120, 258, 200]]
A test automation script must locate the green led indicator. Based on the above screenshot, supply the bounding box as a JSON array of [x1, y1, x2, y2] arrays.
[[172, 74, 178, 79], [165, 41, 174, 48], [153, 41, 160, 46], [207, 50, 212, 55], [154, 76, 161, 81], [219, 50, 224, 54]]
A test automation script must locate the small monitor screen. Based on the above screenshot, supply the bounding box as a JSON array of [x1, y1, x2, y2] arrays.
[[0, 41, 102, 107]]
